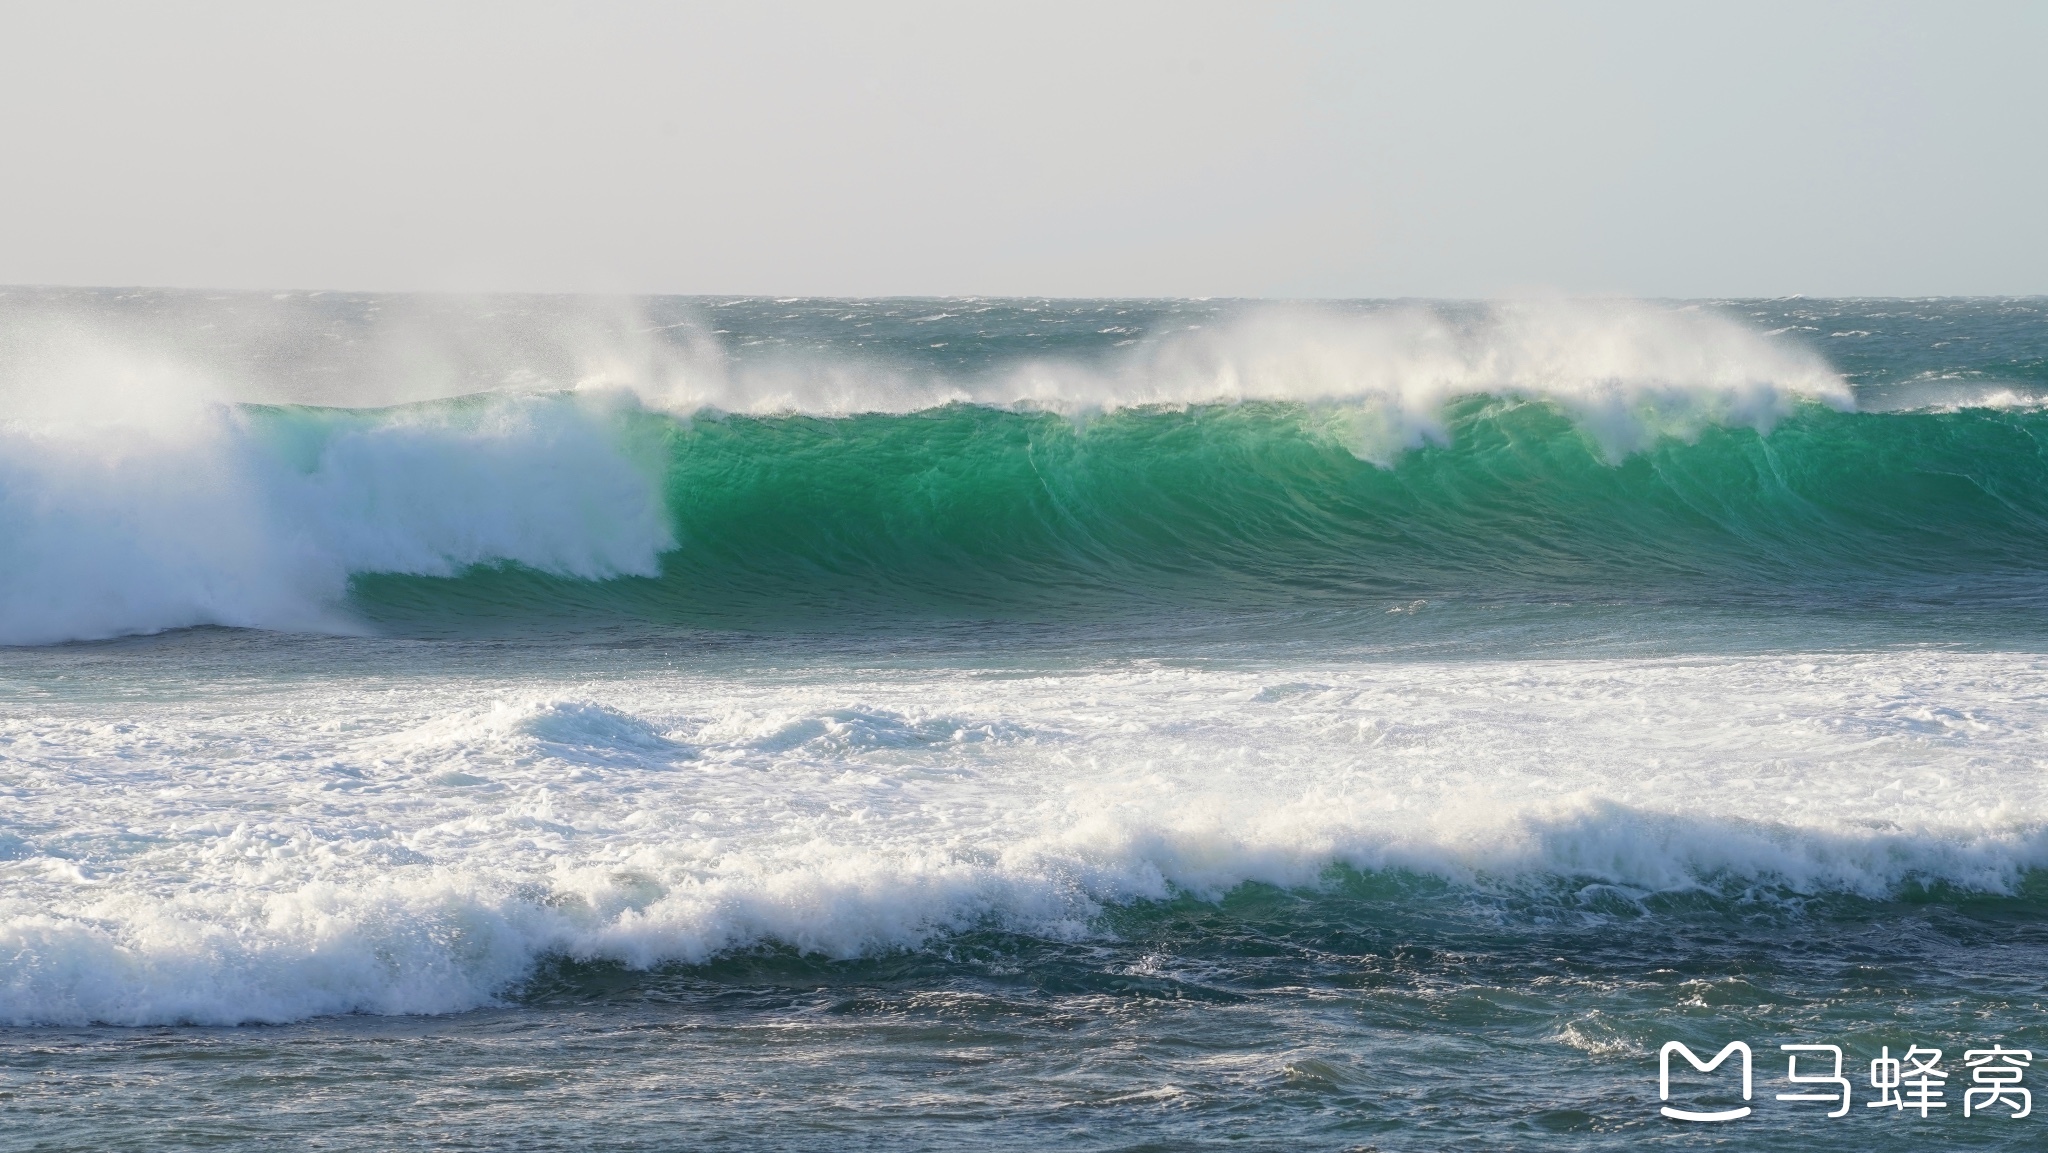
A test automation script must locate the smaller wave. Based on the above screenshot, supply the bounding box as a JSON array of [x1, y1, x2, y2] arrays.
[[1886, 385, 2048, 414], [374, 698, 697, 770], [4, 793, 2042, 1026], [719, 706, 1034, 754]]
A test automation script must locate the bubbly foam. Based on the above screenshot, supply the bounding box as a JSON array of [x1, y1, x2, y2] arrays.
[[3, 648, 2044, 1025], [0, 393, 673, 645]]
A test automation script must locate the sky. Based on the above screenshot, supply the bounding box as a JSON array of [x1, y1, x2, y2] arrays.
[[1, 1, 2043, 298]]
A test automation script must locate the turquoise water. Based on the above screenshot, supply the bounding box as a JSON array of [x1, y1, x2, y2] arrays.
[[339, 398, 2048, 628], [3, 294, 2047, 1149]]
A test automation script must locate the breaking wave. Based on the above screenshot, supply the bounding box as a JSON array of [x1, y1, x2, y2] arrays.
[[12, 299, 2048, 644]]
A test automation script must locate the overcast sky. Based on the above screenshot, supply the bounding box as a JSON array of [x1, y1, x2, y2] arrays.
[[2, 1, 2042, 297]]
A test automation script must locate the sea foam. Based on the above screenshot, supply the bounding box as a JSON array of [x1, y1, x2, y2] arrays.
[[0, 393, 672, 645], [4, 650, 2044, 1026]]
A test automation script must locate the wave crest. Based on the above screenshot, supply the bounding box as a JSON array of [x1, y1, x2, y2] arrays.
[[4, 798, 2039, 1026], [606, 300, 1849, 464]]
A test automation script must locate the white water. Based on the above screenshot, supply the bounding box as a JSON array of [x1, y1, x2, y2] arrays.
[[0, 393, 673, 645], [3, 646, 2043, 1025]]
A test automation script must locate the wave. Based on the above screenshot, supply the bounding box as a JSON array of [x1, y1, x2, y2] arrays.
[[9, 637, 2048, 1027], [5, 783, 2042, 1027], [11, 300, 2048, 644]]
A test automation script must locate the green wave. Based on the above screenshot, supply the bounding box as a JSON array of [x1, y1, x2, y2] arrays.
[[348, 398, 2048, 629]]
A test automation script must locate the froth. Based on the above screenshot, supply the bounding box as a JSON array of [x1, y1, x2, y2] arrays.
[[0, 394, 673, 645], [4, 650, 2044, 1025]]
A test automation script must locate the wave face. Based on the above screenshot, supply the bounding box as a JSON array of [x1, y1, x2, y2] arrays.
[[3, 294, 2045, 643], [354, 399, 2048, 629]]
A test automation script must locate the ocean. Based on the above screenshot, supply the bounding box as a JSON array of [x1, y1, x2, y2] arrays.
[[2, 291, 2046, 1149]]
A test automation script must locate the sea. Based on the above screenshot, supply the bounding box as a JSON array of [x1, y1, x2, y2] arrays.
[[2, 290, 2046, 1149]]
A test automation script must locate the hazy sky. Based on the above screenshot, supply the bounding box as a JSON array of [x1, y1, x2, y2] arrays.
[[2, 1, 2043, 297]]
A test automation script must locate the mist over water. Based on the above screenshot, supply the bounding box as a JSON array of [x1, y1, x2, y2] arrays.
[[4, 292, 2048, 1150]]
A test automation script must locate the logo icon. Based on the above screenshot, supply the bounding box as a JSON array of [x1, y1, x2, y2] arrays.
[[1661, 1041, 1753, 1122]]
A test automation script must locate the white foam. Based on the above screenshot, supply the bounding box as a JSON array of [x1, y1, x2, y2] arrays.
[[0, 392, 673, 646], [1882, 384, 2048, 414], [3, 649, 2045, 1025]]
